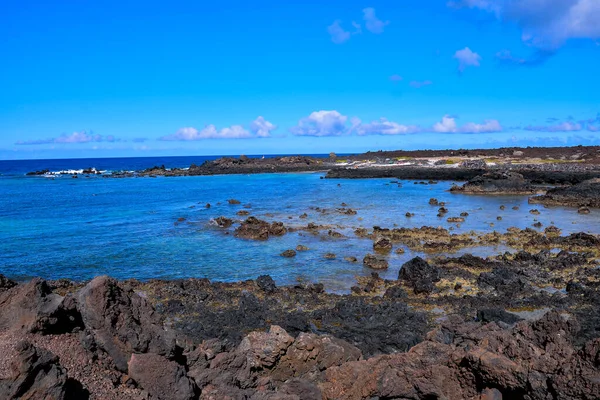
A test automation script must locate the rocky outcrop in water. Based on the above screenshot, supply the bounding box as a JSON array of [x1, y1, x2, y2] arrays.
[[234, 217, 287, 240], [450, 171, 539, 194], [529, 178, 600, 208]]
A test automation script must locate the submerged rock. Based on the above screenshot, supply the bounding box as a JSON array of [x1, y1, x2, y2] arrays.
[[363, 254, 388, 270]]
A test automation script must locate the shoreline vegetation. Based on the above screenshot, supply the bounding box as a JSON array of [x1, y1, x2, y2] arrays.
[[4, 144, 600, 399]]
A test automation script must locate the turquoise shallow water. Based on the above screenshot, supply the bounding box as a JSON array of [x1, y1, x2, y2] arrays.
[[1, 157, 599, 292]]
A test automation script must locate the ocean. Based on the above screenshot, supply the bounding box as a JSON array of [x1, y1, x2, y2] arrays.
[[1, 155, 599, 292]]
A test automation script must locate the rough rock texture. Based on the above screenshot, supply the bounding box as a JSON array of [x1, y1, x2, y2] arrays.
[[234, 217, 287, 240], [372, 237, 392, 253], [362, 254, 389, 270], [450, 171, 539, 194], [128, 353, 197, 400], [76, 276, 176, 372], [214, 216, 233, 228], [398, 257, 441, 294], [0, 274, 17, 292], [186, 325, 360, 398], [320, 311, 600, 400], [530, 178, 600, 208], [0, 341, 87, 400], [0, 278, 81, 334]]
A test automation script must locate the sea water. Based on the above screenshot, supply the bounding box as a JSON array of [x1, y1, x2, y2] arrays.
[[1, 156, 599, 292]]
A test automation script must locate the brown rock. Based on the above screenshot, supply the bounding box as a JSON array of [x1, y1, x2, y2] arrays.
[[128, 353, 196, 400], [76, 276, 176, 372], [363, 254, 388, 270]]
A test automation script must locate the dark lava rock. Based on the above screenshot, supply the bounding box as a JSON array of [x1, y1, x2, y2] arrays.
[[383, 285, 408, 299], [0, 278, 81, 334], [0, 274, 17, 292], [398, 257, 440, 294], [0, 341, 88, 400], [256, 276, 277, 293], [214, 216, 233, 228], [451, 171, 537, 194], [477, 267, 530, 295], [429, 198, 439, 205], [438, 207, 449, 214], [363, 254, 388, 270], [373, 237, 392, 253], [578, 207, 591, 214], [227, 199, 241, 205], [477, 308, 523, 325], [234, 217, 287, 240], [530, 178, 600, 208], [281, 249, 297, 258], [296, 245, 309, 251], [460, 159, 487, 169], [447, 217, 465, 223], [26, 169, 50, 176], [236, 210, 250, 216], [344, 256, 358, 263], [324, 253, 336, 259], [128, 353, 196, 400], [76, 276, 177, 372]]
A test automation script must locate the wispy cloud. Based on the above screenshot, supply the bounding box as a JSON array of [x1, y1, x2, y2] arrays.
[[15, 131, 120, 145], [160, 117, 276, 141], [454, 47, 482, 73], [363, 8, 389, 34], [495, 49, 555, 67], [389, 74, 403, 82], [290, 110, 349, 137], [327, 20, 351, 44], [432, 115, 502, 133], [355, 118, 420, 135], [524, 121, 583, 132], [328, 8, 387, 44], [450, 0, 600, 52], [409, 80, 433, 88]]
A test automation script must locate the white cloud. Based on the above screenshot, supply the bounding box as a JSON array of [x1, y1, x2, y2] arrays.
[[15, 131, 119, 145], [525, 121, 583, 132], [356, 118, 420, 135], [250, 116, 277, 138], [450, 0, 600, 49], [327, 20, 351, 44], [454, 47, 482, 72], [363, 8, 389, 34], [432, 115, 502, 133], [160, 124, 255, 141], [291, 110, 349, 136], [389, 74, 403, 82]]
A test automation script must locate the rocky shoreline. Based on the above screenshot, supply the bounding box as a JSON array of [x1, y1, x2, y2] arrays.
[[24, 146, 600, 186], [1, 222, 600, 399]]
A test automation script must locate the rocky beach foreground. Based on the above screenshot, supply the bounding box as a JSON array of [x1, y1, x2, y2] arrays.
[[1, 221, 600, 399]]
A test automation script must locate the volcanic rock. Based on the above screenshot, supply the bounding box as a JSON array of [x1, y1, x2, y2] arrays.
[[76, 276, 176, 372], [398, 257, 440, 294], [451, 171, 538, 194], [363, 254, 388, 270]]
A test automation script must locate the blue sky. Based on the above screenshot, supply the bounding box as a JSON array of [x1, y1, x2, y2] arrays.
[[1, 0, 599, 159]]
